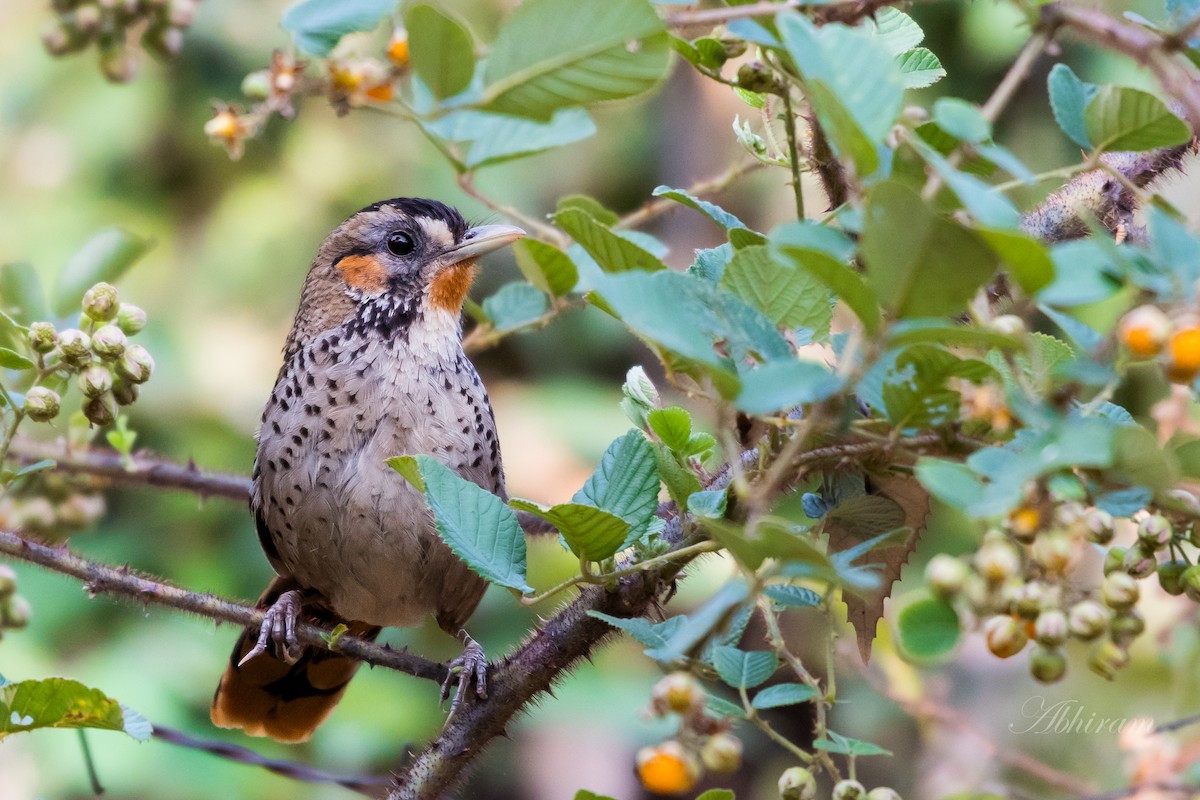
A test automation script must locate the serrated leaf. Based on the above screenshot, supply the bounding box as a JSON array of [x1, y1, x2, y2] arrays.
[[0, 348, 33, 371], [771, 226, 881, 334], [866, 7, 924, 55], [481, 282, 548, 333], [558, 195, 618, 226], [423, 108, 596, 169], [751, 682, 818, 709], [712, 646, 778, 689], [1047, 63, 1097, 149], [814, 731, 892, 756], [55, 229, 151, 317], [896, 47, 945, 88], [651, 185, 746, 231], [0, 676, 150, 741], [720, 245, 832, 335], [896, 591, 961, 662], [588, 611, 686, 650], [482, 0, 670, 120], [281, 0, 396, 56], [736, 359, 844, 415], [653, 441, 702, 508], [406, 4, 474, 100], [648, 407, 692, 451], [687, 488, 727, 519], [512, 239, 579, 296], [509, 499, 629, 561], [763, 584, 821, 608], [575, 430, 660, 547], [389, 454, 531, 593], [1085, 84, 1190, 152], [555, 208, 666, 273]]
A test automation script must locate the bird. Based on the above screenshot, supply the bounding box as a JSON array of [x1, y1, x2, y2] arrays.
[[210, 197, 524, 742]]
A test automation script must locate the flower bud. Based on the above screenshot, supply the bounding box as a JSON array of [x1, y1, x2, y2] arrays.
[[975, 541, 1020, 584], [81, 282, 118, 322], [1007, 505, 1041, 542], [984, 615, 1028, 659], [1, 595, 31, 630], [1121, 542, 1157, 579], [1103, 546, 1127, 576], [721, 38, 748, 59], [78, 365, 112, 398], [142, 24, 184, 58], [1109, 609, 1145, 646], [778, 767, 817, 800], [651, 672, 705, 716], [623, 365, 659, 408], [833, 780, 867, 800], [387, 29, 409, 67], [1082, 507, 1115, 545], [636, 741, 700, 796], [42, 21, 89, 55], [1067, 600, 1108, 640], [57, 329, 92, 366], [925, 554, 967, 598], [98, 33, 138, 83], [90, 324, 126, 360], [1034, 609, 1068, 646], [1157, 560, 1188, 596], [1137, 514, 1172, 549], [0, 565, 16, 598], [83, 394, 115, 426], [1030, 644, 1067, 683], [700, 732, 742, 773], [1088, 638, 1129, 680], [1182, 564, 1200, 603], [736, 61, 782, 94], [115, 343, 154, 384], [1031, 530, 1073, 574], [1012, 582, 1047, 620], [987, 314, 1026, 337], [28, 321, 57, 353], [111, 380, 138, 406], [23, 386, 61, 422], [1101, 572, 1139, 611]]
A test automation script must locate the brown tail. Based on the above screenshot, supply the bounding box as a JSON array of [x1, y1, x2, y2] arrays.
[[210, 577, 379, 742]]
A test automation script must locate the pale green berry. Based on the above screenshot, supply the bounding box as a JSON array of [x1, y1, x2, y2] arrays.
[[28, 322, 57, 353], [1137, 514, 1172, 549], [116, 303, 147, 335], [833, 779, 867, 800], [1067, 600, 1108, 641], [1122, 542, 1157, 579], [1109, 609, 1145, 646], [116, 343, 154, 384], [1034, 609, 1068, 647], [1088, 638, 1129, 680], [81, 282, 118, 322], [23, 386, 61, 422], [700, 732, 742, 773], [1082, 508, 1115, 545], [1101, 572, 1139, 611], [1030, 645, 1067, 683], [90, 325, 126, 360], [925, 554, 968, 598], [778, 767, 817, 800], [984, 615, 1028, 659]]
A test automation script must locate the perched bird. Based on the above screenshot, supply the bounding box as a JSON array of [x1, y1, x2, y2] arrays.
[[211, 198, 524, 742]]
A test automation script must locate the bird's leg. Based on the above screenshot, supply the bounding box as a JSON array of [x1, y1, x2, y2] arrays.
[[441, 630, 488, 712], [239, 589, 304, 666]]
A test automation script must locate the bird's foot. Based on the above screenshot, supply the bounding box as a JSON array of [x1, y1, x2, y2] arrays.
[[441, 632, 488, 714], [239, 589, 304, 666]]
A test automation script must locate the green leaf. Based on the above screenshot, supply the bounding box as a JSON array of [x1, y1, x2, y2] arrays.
[[908, 138, 1020, 228], [814, 731, 892, 757], [644, 580, 750, 662], [105, 416, 137, 457], [736, 359, 844, 415], [720, 246, 832, 335], [770, 223, 880, 334], [574, 791, 619, 800], [862, 182, 998, 318], [281, 0, 397, 56], [0, 676, 151, 741], [509, 499, 629, 561], [932, 98, 990, 143], [389, 454, 532, 593], [406, 4, 475, 100], [712, 646, 778, 689], [0, 348, 33, 371], [651, 185, 746, 231], [512, 239, 579, 296], [575, 430, 660, 546], [687, 488, 727, 519], [653, 441, 703, 507], [1047, 63, 1097, 149], [13, 459, 56, 480], [557, 194, 619, 226], [422, 108, 596, 169], [482, 0, 670, 120], [705, 693, 747, 719], [55, 229, 151, 316], [0, 263, 50, 325], [866, 7, 924, 55], [648, 407, 692, 451], [915, 459, 984, 513], [896, 591, 961, 662], [1084, 85, 1191, 153], [555, 208, 667, 273], [977, 227, 1055, 294], [887, 320, 1023, 351], [763, 584, 821, 608], [751, 682, 818, 709], [896, 47, 945, 89], [696, 791, 735, 800], [588, 611, 686, 650], [481, 282, 548, 333]]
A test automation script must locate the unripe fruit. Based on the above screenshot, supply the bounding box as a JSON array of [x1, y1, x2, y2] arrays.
[[1137, 514, 1172, 549], [975, 541, 1021, 584], [985, 615, 1028, 658], [925, 554, 968, 598], [1032, 531, 1073, 574], [78, 365, 112, 398], [651, 672, 704, 716], [1109, 609, 1146, 646], [737, 61, 781, 94], [57, 329, 92, 366], [81, 282, 118, 322], [1166, 327, 1200, 384], [1101, 572, 1139, 611], [1122, 542, 1157, 579], [1088, 638, 1129, 680], [1013, 582, 1047, 620], [1182, 564, 1200, 602], [241, 69, 271, 99], [23, 387, 61, 422], [83, 394, 115, 426], [111, 380, 138, 406], [833, 779, 867, 800], [1034, 609, 1068, 646], [116, 343, 154, 384], [1, 595, 31, 630], [1067, 600, 1108, 640], [28, 322, 57, 353], [1030, 644, 1067, 683], [1082, 507, 1115, 545], [866, 790, 902, 800], [636, 742, 700, 796], [0, 565, 16, 598], [700, 732, 742, 773], [1118, 305, 1170, 358], [1157, 560, 1188, 596], [1103, 546, 1127, 576], [90, 324, 126, 360], [778, 767, 817, 800]]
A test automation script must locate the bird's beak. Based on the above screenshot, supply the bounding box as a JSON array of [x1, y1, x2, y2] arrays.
[[442, 224, 526, 265]]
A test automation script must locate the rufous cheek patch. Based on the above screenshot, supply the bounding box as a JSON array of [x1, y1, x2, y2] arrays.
[[428, 261, 479, 312], [336, 254, 388, 293]]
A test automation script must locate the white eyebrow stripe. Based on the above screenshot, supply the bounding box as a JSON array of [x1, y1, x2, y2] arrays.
[[416, 217, 454, 249]]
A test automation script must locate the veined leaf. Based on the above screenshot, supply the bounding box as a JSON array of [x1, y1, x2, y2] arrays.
[[720, 245, 832, 335], [712, 646, 778, 689], [651, 185, 746, 231], [575, 430, 660, 547], [896, 47, 945, 88], [513, 238, 579, 296], [406, 4, 475, 100], [481, 282, 548, 333], [509, 499, 629, 561], [1084, 84, 1190, 152], [422, 108, 596, 169], [1047, 63, 1097, 149], [282, 0, 397, 56], [0, 676, 151, 741], [555, 208, 667, 273]]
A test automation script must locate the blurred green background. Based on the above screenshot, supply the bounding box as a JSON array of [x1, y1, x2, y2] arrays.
[[3, 1, 1200, 798]]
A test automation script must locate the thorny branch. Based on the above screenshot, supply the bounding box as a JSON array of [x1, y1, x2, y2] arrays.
[[663, 0, 930, 29]]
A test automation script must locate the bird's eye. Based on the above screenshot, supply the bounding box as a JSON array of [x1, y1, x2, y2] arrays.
[[386, 231, 415, 256]]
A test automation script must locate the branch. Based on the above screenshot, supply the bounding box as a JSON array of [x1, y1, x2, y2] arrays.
[[614, 160, 763, 231], [0, 529, 447, 684], [664, 0, 927, 29]]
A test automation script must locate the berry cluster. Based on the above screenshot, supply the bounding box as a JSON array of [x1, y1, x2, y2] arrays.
[[1118, 305, 1200, 384], [635, 672, 743, 795], [24, 282, 153, 428], [0, 565, 31, 641], [924, 496, 1187, 682], [0, 473, 106, 539], [41, 0, 199, 83], [779, 768, 902, 800]]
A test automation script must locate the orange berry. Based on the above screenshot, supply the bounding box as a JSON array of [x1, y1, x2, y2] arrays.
[[1167, 327, 1200, 383], [1119, 305, 1170, 358], [365, 82, 394, 102], [1008, 506, 1041, 541], [387, 31, 409, 67], [636, 742, 701, 796]]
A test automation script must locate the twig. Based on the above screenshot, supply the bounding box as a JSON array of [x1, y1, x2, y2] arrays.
[[0, 529, 447, 684], [151, 725, 392, 798], [614, 160, 763, 231], [663, 0, 926, 28], [455, 173, 564, 246], [1078, 782, 1196, 800]]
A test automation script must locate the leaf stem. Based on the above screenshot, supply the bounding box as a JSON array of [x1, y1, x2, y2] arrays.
[[782, 89, 806, 220]]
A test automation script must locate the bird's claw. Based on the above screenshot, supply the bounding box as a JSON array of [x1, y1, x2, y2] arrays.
[[239, 589, 304, 666], [441, 634, 488, 714]]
